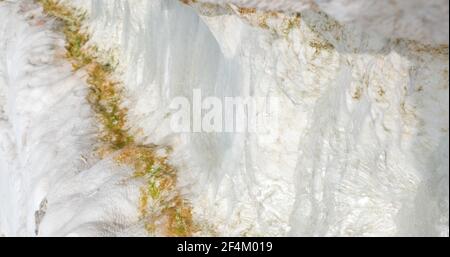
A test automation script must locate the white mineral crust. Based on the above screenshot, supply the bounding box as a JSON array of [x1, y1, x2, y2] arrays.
[[0, 0, 448, 236]]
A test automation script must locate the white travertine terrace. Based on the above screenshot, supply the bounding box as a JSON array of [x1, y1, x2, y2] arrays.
[[197, 0, 450, 45], [0, 0, 448, 236]]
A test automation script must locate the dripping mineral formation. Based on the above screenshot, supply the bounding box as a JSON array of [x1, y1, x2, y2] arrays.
[[0, 0, 448, 237]]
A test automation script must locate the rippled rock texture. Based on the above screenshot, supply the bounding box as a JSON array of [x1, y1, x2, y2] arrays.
[[0, 0, 448, 236]]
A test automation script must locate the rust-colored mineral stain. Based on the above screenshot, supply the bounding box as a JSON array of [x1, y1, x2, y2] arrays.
[[37, 0, 194, 237], [238, 7, 256, 15]]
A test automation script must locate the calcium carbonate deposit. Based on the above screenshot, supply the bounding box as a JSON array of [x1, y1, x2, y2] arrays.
[[0, 0, 448, 237]]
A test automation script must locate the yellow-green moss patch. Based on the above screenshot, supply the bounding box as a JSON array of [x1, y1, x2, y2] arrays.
[[37, 0, 195, 237]]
